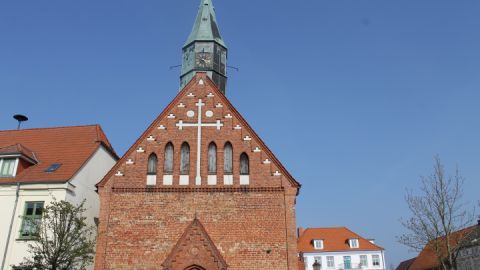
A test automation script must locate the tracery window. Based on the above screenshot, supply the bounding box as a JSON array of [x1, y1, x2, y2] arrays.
[[147, 153, 157, 175], [223, 142, 233, 175], [208, 142, 217, 174], [240, 153, 249, 175], [180, 142, 190, 175], [164, 143, 174, 174]]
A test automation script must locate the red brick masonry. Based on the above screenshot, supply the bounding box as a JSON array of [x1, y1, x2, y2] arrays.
[[95, 74, 300, 270]]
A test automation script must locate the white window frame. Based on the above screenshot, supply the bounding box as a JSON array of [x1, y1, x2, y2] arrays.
[[360, 255, 368, 267], [349, 238, 359, 248], [326, 256, 335, 268], [313, 239, 324, 249], [0, 158, 19, 178], [372, 254, 380, 266]]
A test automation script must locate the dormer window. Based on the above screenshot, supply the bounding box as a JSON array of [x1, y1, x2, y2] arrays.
[[0, 158, 18, 178], [313, 239, 324, 249], [349, 238, 359, 248]]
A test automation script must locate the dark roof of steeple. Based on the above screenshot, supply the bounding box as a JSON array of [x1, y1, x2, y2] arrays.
[[184, 0, 226, 48]]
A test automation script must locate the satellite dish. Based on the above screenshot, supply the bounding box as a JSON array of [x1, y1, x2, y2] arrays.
[[13, 114, 28, 130]]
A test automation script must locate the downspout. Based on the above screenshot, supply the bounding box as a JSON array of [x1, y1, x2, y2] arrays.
[[1, 183, 20, 270], [381, 250, 386, 270], [282, 182, 291, 269]]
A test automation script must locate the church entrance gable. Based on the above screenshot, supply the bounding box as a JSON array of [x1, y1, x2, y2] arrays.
[[162, 218, 228, 270]]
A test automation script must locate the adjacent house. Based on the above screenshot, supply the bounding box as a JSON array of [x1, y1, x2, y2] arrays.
[[298, 227, 386, 270], [398, 222, 480, 270], [456, 222, 480, 270], [0, 125, 118, 270]]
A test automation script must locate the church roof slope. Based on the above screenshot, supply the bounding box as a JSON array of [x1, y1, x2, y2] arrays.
[[297, 227, 384, 253], [0, 124, 118, 184], [184, 0, 226, 48]]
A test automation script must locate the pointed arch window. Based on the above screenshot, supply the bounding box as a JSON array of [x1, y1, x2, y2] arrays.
[[180, 142, 190, 175], [147, 153, 157, 175], [164, 143, 174, 174], [208, 142, 217, 174], [223, 142, 233, 175], [240, 153, 249, 175]]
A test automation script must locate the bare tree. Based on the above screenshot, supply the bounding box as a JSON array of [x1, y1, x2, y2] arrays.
[[16, 200, 96, 270], [399, 156, 474, 270]]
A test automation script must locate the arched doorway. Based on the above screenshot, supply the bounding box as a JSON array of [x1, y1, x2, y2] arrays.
[[184, 265, 206, 270]]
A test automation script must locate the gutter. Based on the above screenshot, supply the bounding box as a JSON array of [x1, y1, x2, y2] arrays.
[[1, 183, 20, 270]]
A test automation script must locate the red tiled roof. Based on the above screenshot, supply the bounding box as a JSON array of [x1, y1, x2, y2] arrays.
[[395, 257, 416, 270], [297, 227, 384, 253], [0, 125, 117, 184], [409, 226, 477, 270]]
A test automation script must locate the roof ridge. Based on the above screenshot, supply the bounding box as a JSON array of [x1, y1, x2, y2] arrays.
[[305, 226, 349, 230], [0, 124, 100, 133]]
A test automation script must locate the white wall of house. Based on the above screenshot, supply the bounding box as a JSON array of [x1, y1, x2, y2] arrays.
[[65, 147, 117, 229], [0, 183, 70, 269], [302, 250, 386, 270], [0, 146, 116, 270]]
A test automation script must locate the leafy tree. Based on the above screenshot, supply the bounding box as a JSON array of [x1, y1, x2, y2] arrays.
[[17, 200, 96, 270], [399, 156, 475, 270]]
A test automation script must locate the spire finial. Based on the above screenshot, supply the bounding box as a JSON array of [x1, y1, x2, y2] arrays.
[[184, 0, 226, 48]]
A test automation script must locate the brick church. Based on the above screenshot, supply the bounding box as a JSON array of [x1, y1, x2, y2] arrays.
[[94, 0, 301, 269]]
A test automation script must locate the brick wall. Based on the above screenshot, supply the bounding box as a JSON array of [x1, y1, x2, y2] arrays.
[[95, 73, 300, 270]]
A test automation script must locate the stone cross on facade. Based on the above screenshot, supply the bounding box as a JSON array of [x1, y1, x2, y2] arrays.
[[176, 99, 223, 185]]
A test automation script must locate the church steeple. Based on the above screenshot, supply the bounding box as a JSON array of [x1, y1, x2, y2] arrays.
[[180, 0, 228, 94]]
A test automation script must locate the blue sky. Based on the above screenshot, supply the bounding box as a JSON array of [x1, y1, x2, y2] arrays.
[[1, 0, 479, 267]]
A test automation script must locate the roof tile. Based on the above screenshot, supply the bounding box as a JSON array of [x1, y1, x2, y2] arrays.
[[0, 125, 117, 184], [297, 227, 384, 252]]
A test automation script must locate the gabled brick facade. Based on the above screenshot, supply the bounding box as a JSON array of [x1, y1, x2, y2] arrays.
[[95, 73, 300, 270]]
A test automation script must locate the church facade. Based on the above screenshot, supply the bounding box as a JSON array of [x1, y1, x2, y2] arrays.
[[94, 1, 300, 269]]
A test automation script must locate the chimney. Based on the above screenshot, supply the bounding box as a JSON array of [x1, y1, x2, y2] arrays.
[[298, 227, 305, 238], [368, 239, 375, 244]]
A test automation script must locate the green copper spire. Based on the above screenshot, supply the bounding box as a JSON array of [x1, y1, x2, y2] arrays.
[[180, 0, 228, 93], [184, 0, 226, 48]]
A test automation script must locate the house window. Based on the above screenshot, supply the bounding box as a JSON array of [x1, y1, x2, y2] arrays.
[[360, 255, 368, 267], [343, 256, 351, 269], [0, 158, 17, 177], [180, 142, 190, 175], [349, 238, 359, 248], [313, 256, 322, 267], [164, 143, 174, 174], [20, 201, 44, 238], [372, 255, 380, 266], [326, 256, 334, 268], [223, 142, 233, 174], [147, 153, 157, 175], [313, 239, 324, 249], [208, 142, 217, 174]]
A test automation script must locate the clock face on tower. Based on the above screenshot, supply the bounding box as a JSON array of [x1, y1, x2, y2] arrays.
[[195, 52, 212, 68]]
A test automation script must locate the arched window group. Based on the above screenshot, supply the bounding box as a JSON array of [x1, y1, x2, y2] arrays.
[[146, 141, 249, 177]]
